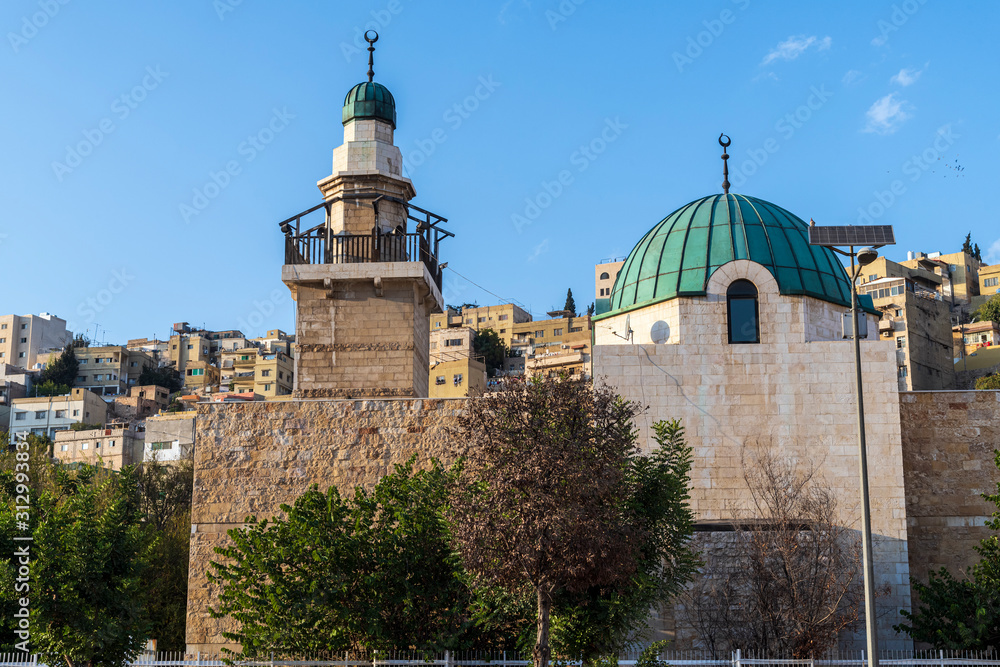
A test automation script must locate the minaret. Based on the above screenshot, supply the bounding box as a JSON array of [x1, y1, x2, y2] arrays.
[[280, 31, 449, 399]]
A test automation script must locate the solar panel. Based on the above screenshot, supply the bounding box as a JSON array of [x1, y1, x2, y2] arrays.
[[807, 225, 895, 247]]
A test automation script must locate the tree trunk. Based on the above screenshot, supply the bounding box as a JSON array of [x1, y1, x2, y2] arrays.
[[534, 586, 553, 667]]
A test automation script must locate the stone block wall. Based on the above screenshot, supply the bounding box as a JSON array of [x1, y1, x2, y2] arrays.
[[289, 271, 431, 399], [593, 337, 911, 650], [186, 397, 466, 652], [899, 390, 1000, 588]]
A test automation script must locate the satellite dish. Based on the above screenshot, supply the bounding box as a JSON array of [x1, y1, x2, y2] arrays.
[[624, 314, 633, 342], [650, 320, 670, 344]]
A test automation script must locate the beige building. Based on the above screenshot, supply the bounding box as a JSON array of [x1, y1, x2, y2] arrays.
[[595, 259, 625, 301], [429, 327, 475, 365], [955, 320, 1000, 357], [53, 424, 145, 470], [900, 249, 981, 306], [858, 278, 955, 390], [144, 411, 197, 462], [8, 388, 108, 442], [0, 312, 71, 368], [431, 303, 530, 348], [36, 345, 155, 397], [0, 363, 32, 406], [221, 347, 294, 398], [111, 384, 170, 421], [511, 312, 592, 379], [979, 263, 1000, 297], [183, 360, 220, 392], [429, 357, 487, 398]]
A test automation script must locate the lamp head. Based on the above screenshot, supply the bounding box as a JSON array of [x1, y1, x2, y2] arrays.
[[857, 247, 879, 266]]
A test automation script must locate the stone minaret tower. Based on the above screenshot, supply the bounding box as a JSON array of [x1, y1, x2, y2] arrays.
[[280, 32, 447, 398]]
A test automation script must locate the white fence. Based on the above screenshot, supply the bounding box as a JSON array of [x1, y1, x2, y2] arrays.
[[0, 650, 998, 667]]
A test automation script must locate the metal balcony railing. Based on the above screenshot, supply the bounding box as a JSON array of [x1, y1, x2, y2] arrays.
[[277, 192, 452, 291]]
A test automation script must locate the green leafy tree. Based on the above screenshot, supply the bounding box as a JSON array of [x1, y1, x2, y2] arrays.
[[137, 365, 182, 393], [33, 379, 70, 397], [0, 437, 152, 666], [473, 328, 509, 378], [972, 295, 1000, 324], [586, 302, 595, 317], [976, 374, 1000, 390], [896, 450, 1000, 649], [208, 458, 523, 657], [963, 233, 984, 263], [564, 289, 577, 316], [450, 377, 698, 667], [136, 460, 194, 652], [38, 345, 78, 388]]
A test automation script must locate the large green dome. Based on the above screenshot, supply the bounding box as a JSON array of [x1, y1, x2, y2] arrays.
[[607, 193, 864, 315], [342, 81, 396, 128]]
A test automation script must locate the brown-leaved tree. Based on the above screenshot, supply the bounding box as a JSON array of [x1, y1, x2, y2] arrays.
[[449, 377, 656, 667]]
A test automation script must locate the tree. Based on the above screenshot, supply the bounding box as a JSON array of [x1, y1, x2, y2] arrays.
[[473, 328, 508, 378], [686, 445, 863, 658], [38, 345, 78, 389], [976, 374, 1000, 390], [896, 450, 1000, 649], [449, 377, 698, 667], [963, 233, 984, 263], [564, 289, 577, 316], [972, 295, 1000, 324], [208, 458, 524, 656], [136, 460, 195, 652], [586, 302, 595, 317], [33, 379, 70, 397], [546, 419, 700, 661], [0, 437, 152, 665], [137, 365, 182, 393]]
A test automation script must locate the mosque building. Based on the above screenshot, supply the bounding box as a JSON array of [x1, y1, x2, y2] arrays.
[[186, 37, 999, 654]]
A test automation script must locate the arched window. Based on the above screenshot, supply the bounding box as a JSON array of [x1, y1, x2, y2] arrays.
[[727, 280, 759, 344], [599, 272, 610, 280]]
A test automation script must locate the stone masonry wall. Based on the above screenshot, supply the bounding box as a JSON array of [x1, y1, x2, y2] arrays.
[[899, 390, 1000, 588], [186, 398, 465, 653], [594, 337, 911, 650], [293, 278, 429, 398]]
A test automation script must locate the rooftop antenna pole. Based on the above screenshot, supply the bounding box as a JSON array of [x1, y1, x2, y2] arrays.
[[719, 133, 732, 194], [365, 30, 379, 82]]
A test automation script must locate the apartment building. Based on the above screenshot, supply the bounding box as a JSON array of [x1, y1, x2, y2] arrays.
[[252, 329, 294, 355], [221, 347, 293, 398], [0, 312, 71, 368], [430, 358, 487, 398], [900, 250, 981, 304], [36, 345, 155, 397], [144, 412, 197, 462], [858, 277, 954, 391], [0, 363, 33, 406], [595, 259, 625, 300], [8, 388, 108, 442], [53, 424, 145, 470], [955, 320, 1000, 357], [111, 384, 170, 421], [183, 360, 220, 392], [430, 303, 531, 347], [979, 264, 1000, 298], [511, 311, 593, 379]]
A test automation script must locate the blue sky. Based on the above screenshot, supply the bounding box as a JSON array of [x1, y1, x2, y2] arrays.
[[1, 1, 996, 344]]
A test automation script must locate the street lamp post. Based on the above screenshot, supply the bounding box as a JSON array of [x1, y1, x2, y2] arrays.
[[808, 223, 895, 667]]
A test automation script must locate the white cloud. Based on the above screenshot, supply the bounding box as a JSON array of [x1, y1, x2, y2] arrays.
[[864, 93, 912, 134], [891, 66, 924, 87], [986, 238, 1000, 265], [761, 35, 832, 65], [842, 69, 864, 86], [527, 239, 549, 262], [871, 34, 889, 47]]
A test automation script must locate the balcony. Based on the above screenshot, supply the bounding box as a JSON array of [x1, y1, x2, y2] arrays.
[[233, 358, 256, 369], [528, 351, 586, 370], [277, 193, 453, 291]]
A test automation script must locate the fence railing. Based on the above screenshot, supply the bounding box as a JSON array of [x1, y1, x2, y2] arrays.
[[1, 650, 999, 667]]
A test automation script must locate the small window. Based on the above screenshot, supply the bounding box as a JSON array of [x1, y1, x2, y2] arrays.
[[35, 411, 46, 419], [60, 445, 68, 452], [435, 376, 446, 385], [896, 336, 906, 349], [55, 410, 66, 418], [72, 409, 79, 417], [453, 373, 464, 386], [898, 366, 908, 378], [553, 328, 563, 336], [478, 317, 486, 323], [261, 370, 271, 377], [727, 280, 759, 344], [18, 352, 24, 359], [19, 337, 27, 344], [20, 324, 27, 330], [600, 272, 610, 280], [499, 314, 509, 321], [82, 443, 89, 450], [15, 412, 26, 421], [895, 309, 902, 317], [264, 384, 272, 391], [535, 330, 545, 338], [187, 344, 194, 350]]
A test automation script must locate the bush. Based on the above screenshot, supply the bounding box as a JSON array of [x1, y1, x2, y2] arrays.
[[975, 374, 1000, 390]]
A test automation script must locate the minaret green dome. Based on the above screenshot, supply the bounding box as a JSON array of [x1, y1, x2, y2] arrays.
[[342, 81, 396, 128], [608, 193, 872, 315]]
